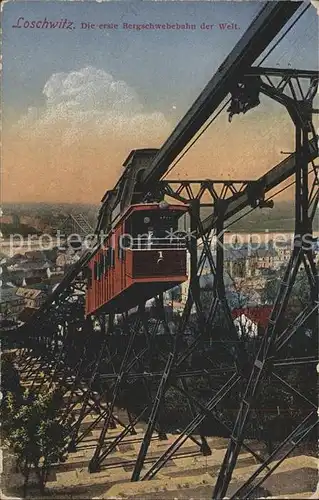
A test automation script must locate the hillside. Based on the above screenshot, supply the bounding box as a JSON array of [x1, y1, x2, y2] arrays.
[[3, 200, 317, 234]]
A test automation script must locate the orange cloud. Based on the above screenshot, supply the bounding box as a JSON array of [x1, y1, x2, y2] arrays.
[[2, 126, 168, 204], [3, 66, 171, 204]]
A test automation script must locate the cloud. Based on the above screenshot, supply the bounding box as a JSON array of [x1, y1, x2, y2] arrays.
[[14, 66, 169, 146], [3, 67, 171, 203], [5, 61, 315, 204]]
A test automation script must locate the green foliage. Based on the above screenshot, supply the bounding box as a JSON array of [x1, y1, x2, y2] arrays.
[[162, 387, 190, 428], [1, 386, 72, 496], [261, 267, 311, 308], [1, 355, 23, 399]]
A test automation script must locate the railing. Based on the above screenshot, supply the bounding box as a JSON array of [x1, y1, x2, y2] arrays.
[[125, 237, 187, 251]]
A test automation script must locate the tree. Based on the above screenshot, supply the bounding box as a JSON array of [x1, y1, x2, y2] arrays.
[[1, 386, 72, 496], [261, 266, 310, 309], [1, 352, 23, 400]]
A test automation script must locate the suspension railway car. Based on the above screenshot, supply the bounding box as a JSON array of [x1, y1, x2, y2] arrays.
[[85, 203, 188, 316]]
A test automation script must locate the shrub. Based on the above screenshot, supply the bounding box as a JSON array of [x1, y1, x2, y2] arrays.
[[1, 387, 72, 496]]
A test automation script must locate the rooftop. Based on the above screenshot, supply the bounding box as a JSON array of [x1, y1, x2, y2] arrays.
[[0, 287, 20, 303], [232, 306, 273, 328]]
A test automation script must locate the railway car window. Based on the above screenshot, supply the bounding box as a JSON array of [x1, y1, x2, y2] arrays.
[[108, 247, 115, 267], [111, 248, 115, 267], [118, 237, 125, 260], [102, 252, 108, 273], [99, 254, 104, 279], [124, 218, 132, 235], [94, 261, 98, 280], [129, 210, 180, 239], [84, 266, 92, 287], [88, 268, 92, 288]]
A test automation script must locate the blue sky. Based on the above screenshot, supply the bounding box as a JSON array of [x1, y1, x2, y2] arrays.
[[2, 1, 318, 204], [3, 1, 317, 121], [3, 1, 261, 120]]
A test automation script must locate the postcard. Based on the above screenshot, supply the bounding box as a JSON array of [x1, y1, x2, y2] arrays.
[[1, 1, 318, 499]]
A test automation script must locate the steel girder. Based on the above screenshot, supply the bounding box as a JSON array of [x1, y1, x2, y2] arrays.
[[95, 1, 301, 229], [6, 166, 318, 493], [86, 198, 249, 476], [4, 110, 318, 498], [2, 48, 318, 497], [212, 72, 318, 499]]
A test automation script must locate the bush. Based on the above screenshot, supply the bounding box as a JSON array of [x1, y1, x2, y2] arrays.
[[2, 387, 72, 496]]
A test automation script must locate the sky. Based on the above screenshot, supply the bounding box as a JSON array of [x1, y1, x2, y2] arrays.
[[2, 0, 318, 204]]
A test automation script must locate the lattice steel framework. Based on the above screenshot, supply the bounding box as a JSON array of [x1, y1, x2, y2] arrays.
[[2, 3, 318, 496], [212, 68, 319, 500]]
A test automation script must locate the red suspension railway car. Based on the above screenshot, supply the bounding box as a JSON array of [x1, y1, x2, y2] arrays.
[[85, 203, 188, 316]]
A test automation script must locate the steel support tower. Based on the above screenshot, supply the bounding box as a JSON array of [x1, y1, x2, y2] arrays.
[[2, 2, 318, 498]]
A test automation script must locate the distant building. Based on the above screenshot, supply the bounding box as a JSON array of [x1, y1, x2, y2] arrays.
[[20, 215, 47, 232], [0, 287, 25, 321], [224, 246, 251, 278], [253, 247, 278, 270], [0, 284, 48, 324], [274, 242, 291, 264], [5, 263, 51, 287], [55, 251, 78, 269], [0, 215, 13, 224], [6, 253, 27, 266], [232, 306, 272, 338], [15, 287, 47, 309]]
